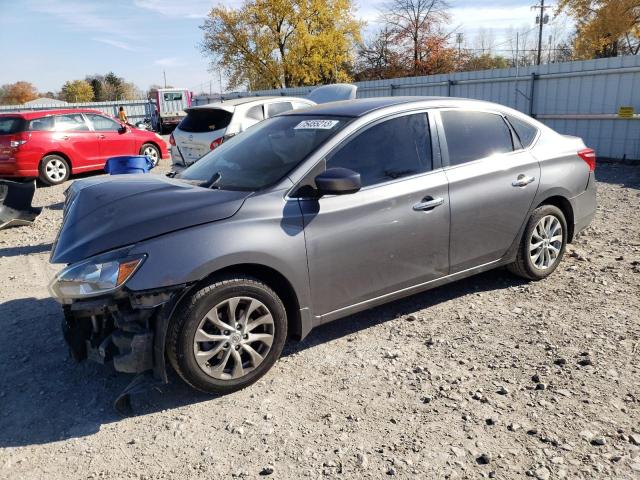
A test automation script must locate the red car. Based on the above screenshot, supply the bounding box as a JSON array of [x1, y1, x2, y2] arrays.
[[0, 109, 169, 185]]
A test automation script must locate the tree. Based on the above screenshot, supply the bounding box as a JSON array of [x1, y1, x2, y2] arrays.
[[557, 0, 640, 58], [60, 80, 94, 102], [460, 54, 510, 71], [354, 28, 406, 80], [380, 0, 453, 75], [84, 72, 141, 100], [0, 81, 39, 105], [201, 0, 362, 90]]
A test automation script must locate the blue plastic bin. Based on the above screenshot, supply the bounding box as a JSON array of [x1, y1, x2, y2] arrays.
[[104, 155, 154, 175]]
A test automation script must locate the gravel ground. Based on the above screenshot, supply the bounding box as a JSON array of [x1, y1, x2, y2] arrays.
[[0, 161, 639, 480]]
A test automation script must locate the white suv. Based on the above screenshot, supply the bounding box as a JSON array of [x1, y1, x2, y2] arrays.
[[170, 96, 315, 170]]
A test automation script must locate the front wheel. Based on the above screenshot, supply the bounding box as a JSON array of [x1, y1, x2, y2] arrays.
[[508, 204, 568, 280], [39, 155, 70, 186], [167, 275, 287, 394], [140, 143, 160, 167]]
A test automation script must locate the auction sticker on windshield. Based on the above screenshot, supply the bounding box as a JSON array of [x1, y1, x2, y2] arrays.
[[294, 120, 340, 130]]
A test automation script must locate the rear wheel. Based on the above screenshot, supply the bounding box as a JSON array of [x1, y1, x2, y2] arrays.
[[508, 205, 567, 280], [140, 143, 160, 167], [167, 275, 287, 394], [39, 155, 70, 186]]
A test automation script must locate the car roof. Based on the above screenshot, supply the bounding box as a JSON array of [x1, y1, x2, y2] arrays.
[[281, 96, 501, 118], [0, 108, 106, 120], [188, 96, 313, 111]]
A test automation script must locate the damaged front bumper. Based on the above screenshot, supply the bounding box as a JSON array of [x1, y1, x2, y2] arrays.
[[61, 286, 188, 382]]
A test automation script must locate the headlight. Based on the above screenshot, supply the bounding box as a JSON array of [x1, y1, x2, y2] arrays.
[[49, 248, 146, 300]]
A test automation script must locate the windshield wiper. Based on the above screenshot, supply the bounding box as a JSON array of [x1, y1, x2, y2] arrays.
[[207, 171, 222, 189]]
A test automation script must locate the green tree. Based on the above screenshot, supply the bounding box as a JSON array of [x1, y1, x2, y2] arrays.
[[461, 54, 510, 72], [201, 0, 362, 90], [0, 81, 39, 105], [61, 80, 94, 102]]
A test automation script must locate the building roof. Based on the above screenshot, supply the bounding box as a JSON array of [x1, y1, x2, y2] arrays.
[[23, 97, 68, 106]]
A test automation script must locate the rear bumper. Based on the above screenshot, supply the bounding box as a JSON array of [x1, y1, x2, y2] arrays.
[[570, 171, 597, 238], [0, 158, 38, 178]]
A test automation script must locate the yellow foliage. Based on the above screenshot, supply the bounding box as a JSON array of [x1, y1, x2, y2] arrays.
[[557, 0, 640, 58], [201, 0, 362, 90], [61, 80, 95, 103]]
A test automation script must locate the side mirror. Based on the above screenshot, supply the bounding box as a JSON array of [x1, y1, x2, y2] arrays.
[[314, 167, 361, 196], [118, 125, 127, 134]]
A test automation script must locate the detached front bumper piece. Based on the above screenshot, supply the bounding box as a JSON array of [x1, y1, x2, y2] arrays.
[[0, 179, 42, 230]]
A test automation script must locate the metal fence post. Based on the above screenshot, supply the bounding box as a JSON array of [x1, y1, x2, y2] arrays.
[[529, 73, 537, 117]]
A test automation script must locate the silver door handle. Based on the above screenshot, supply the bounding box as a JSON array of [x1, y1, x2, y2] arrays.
[[61, 135, 70, 141], [413, 197, 444, 211], [512, 175, 536, 187]]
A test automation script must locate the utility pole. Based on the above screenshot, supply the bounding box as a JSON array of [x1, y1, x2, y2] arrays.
[[531, 0, 552, 65], [163, 70, 167, 88], [456, 32, 464, 67]]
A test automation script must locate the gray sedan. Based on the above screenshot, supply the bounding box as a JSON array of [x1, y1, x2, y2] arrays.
[[49, 97, 596, 394]]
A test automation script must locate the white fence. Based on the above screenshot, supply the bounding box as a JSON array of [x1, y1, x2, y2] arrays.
[[0, 100, 155, 123], [209, 55, 640, 160]]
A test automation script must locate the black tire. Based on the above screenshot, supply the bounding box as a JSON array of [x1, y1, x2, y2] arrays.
[[508, 204, 568, 281], [39, 154, 70, 186], [167, 275, 287, 394], [139, 143, 161, 167]]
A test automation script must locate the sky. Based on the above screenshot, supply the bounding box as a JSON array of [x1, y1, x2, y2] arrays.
[[0, 0, 567, 94]]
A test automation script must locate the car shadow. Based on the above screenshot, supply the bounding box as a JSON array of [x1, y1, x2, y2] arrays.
[[595, 162, 640, 190], [0, 242, 52, 258], [0, 269, 524, 449]]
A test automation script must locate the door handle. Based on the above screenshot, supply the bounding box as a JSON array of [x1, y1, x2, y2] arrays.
[[413, 196, 444, 211], [61, 135, 70, 141], [512, 174, 536, 187], [98, 134, 106, 139]]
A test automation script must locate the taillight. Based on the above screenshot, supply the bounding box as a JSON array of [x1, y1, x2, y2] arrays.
[[169, 133, 176, 146], [10, 140, 27, 148], [578, 148, 596, 172], [210, 138, 223, 150]]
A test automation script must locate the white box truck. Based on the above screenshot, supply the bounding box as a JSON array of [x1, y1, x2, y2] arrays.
[[151, 88, 191, 133]]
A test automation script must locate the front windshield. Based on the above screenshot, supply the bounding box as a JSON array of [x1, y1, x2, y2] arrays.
[[178, 115, 348, 190]]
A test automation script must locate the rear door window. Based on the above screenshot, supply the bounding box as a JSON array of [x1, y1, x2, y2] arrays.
[[267, 102, 293, 117], [164, 92, 183, 101], [326, 113, 433, 187], [178, 109, 233, 133], [506, 115, 538, 148], [440, 110, 513, 166], [0, 117, 26, 134], [86, 114, 121, 132], [55, 114, 90, 132], [29, 116, 55, 131]]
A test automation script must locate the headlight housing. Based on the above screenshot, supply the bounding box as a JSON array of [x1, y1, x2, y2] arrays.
[[49, 248, 146, 300]]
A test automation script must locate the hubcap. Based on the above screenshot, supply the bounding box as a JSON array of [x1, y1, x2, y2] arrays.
[[193, 296, 275, 380], [45, 159, 66, 181], [529, 215, 563, 270], [143, 146, 159, 165]]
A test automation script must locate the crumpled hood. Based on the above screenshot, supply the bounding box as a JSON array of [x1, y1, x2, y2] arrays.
[[50, 174, 251, 264]]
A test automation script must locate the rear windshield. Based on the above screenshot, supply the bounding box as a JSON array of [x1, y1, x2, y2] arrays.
[[178, 109, 233, 133], [0, 117, 26, 134], [179, 115, 348, 191]]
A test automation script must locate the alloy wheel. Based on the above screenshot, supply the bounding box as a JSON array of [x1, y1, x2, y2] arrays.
[[193, 296, 275, 380], [143, 145, 159, 166], [45, 159, 67, 182], [529, 214, 563, 270]]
